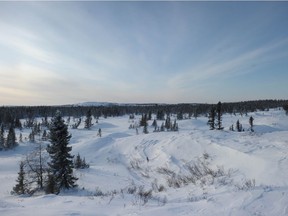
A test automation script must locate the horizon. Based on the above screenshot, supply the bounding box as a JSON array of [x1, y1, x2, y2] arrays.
[[1, 98, 287, 107], [1, 2, 288, 106]]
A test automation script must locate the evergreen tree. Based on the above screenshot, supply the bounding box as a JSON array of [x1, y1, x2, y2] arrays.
[[156, 110, 165, 120], [216, 102, 224, 130], [249, 116, 254, 132], [160, 122, 165, 132], [236, 120, 242, 132], [283, 104, 288, 115], [45, 171, 57, 194], [42, 130, 47, 141], [151, 119, 157, 128], [207, 106, 216, 130], [84, 109, 93, 129], [97, 128, 102, 137], [74, 153, 89, 169], [6, 125, 16, 149], [0, 125, 5, 150], [74, 153, 82, 169], [19, 133, 23, 143], [29, 131, 35, 143], [165, 115, 171, 130], [172, 119, 178, 131], [14, 117, 22, 130], [177, 111, 183, 120], [12, 161, 27, 195], [148, 111, 152, 121], [47, 111, 77, 193], [140, 114, 147, 127], [143, 122, 149, 134]]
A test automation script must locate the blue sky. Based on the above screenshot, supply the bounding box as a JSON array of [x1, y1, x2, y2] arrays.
[[0, 2, 287, 105]]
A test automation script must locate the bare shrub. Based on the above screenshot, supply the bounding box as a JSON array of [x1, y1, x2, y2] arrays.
[[151, 179, 166, 192], [132, 185, 153, 205], [126, 182, 137, 194], [157, 167, 175, 176], [130, 158, 142, 170], [93, 187, 104, 197], [167, 174, 182, 188], [188, 194, 207, 202], [236, 179, 256, 191]]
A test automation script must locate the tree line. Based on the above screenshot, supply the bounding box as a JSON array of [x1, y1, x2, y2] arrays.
[[0, 99, 287, 128]]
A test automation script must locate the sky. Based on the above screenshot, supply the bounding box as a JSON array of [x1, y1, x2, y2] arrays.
[[0, 1, 288, 106]]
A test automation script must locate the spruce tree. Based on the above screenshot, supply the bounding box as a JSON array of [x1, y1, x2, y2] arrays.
[[236, 120, 242, 132], [207, 106, 216, 130], [249, 116, 254, 132], [216, 102, 224, 130], [47, 111, 77, 193], [143, 121, 149, 134], [45, 171, 57, 194], [6, 125, 16, 149], [84, 109, 93, 129], [0, 125, 4, 150], [12, 161, 27, 195]]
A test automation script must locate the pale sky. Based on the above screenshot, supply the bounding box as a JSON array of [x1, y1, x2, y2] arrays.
[[0, 1, 288, 105]]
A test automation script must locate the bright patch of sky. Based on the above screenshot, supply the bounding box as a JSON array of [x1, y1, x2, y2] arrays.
[[0, 2, 287, 105]]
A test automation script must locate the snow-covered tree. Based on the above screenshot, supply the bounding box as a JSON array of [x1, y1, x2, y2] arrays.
[[47, 111, 77, 194]]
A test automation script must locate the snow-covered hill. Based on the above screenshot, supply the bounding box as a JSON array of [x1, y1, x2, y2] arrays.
[[1, 109, 288, 215]]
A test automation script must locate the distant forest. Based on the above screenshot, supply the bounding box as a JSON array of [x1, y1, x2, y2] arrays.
[[0, 99, 287, 128]]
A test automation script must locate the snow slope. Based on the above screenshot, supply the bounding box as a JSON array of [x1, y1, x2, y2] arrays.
[[1, 108, 288, 215]]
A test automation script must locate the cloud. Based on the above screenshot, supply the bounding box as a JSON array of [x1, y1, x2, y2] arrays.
[[168, 37, 288, 89]]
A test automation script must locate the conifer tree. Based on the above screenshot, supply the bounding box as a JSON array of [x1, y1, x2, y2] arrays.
[[12, 161, 27, 195], [143, 122, 149, 134], [236, 120, 242, 132], [165, 115, 171, 130], [216, 102, 224, 130], [207, 106, 216, 130], [140, 114, 147, 127], [74, 153, 89, 169], [84, 109, 93, 129], [151, 119, 157, 128], [156, 110, 165, 120], [177, 111, 183, 120], [45, 171, 57, 194], [29, 131, 35, 143], [6, 125, 16, 149], [249, 116, 254, 132], [42, 130, 47, 141], [47, 111, 77, 193], [0, 125, 5, 150]]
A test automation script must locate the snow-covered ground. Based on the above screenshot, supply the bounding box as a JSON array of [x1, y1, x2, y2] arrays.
[[1, 108, 288, 215]]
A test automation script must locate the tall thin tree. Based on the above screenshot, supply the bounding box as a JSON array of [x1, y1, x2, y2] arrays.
[[47, 111, 77, 194], [216, 101, 224, 130], [207, 106, 216, 130], [12, 161, 27, 195], [84, 109, 93, 129]]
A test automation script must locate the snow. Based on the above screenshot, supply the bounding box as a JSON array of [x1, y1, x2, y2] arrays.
[[1, 108, 288, 215]]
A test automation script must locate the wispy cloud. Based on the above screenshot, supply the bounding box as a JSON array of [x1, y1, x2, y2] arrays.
[[168, 38, 288, 89]]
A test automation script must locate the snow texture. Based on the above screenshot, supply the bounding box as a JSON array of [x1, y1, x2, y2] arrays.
[[1, 108, 288, 215]]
